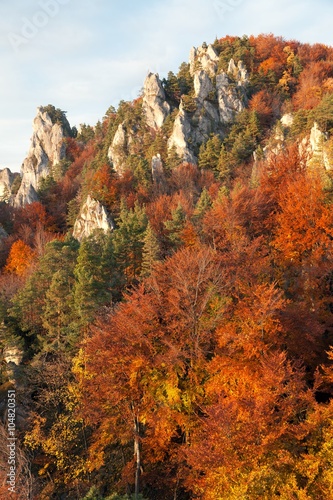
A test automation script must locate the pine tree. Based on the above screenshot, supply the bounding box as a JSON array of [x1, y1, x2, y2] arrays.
[[73, 230, 115, 328], [193, 188, 212, 219], [164, 203, 187, 249], [141, 223, 160, 278], [38, 238, 79, 352], [217, 145, 233, 182], [113, 200, 148, 283], [198, 134, 222, 172], [167, 145, 181, 170], [41, 267, 76, 353], [10, 237, 79, 346]]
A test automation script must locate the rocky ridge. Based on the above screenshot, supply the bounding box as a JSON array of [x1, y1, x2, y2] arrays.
[[167, 44, 248, 163]]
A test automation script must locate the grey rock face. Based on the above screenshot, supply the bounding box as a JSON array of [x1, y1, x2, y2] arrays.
[[14, 106, 68, 206], [0, 168, 16, 202], [143, 73, 170, 129], [308, 122, 331, 170], [216, 71, 246, 124], [73, 195, 114, 241], [194, 71, 214, 101], [168, 51, 248, 163], [227, 59, 248, 84], [3, 346, 24, 386], [108, 123, 127, 175], [167, 104, 197, 164], [189, 44, 219, 77], [151, 154, 165, 184]]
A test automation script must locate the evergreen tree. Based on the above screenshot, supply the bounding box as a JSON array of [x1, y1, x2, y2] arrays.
[[73, 230, 115, 328], [10, 237, 79, 349], [198, 134, 222, 172], [164, 203, 187, 249], [113, 200, 148, 283], [141, 223, 160, 278], [167, 145, 181, 170], [41, 266, 76, 353], [193, 188, 212, 220], [162, 71, 181, 102]]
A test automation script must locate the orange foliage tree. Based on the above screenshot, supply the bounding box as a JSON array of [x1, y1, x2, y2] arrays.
[[4, 240, 35, 276], [76, 246, 226, 496]]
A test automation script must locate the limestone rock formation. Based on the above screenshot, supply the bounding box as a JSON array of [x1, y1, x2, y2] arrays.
[[3, 346, 24, 386], [263, 123, 285, 158], [280, 113, 294, 128], [167, 103, 196, 164], [169, 48, 248, 163], [194, 70, 214, 101], [73, 195, 114, 241], [189, 44, 219, 77], [227, 59, 248, 84], [108, 122, 127, 174], [143, 73, 170, 129], [308, 122, 331, 170], [216, 70, 246, 123], [151, 154, 165, 185], [0, 168, 16, 202], [14, 106, 69, 206]]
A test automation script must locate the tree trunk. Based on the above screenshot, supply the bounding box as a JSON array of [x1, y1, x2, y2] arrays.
[[134, 418, 141, 500]]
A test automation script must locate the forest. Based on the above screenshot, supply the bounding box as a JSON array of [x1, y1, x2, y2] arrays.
[[1, 34, 333, 499]]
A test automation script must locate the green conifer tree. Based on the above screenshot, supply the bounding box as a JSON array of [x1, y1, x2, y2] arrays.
[[164, 203, 187, 249], [113, 200, 148, 283], [10, 238, 79, 348], [141, 223, 160, 278], [198, 134, 222, 172], [193, 188, 212, 220], [73, 230, 115, 328]]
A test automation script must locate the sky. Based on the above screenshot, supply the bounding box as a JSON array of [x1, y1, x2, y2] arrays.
[[0, 0, 333, 172]]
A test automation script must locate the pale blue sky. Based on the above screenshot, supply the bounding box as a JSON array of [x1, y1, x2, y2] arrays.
[[1, 0, 332, 172]]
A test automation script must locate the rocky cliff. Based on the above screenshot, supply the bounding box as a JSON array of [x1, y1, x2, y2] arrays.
[[307, 122, 331, 170], [73, 195, 114, 241], [107, 123, 128, 175], [142, 73, 170, 129], [0, 167, 18, 202], [168, 44, 248, 163], [252, 116, 333, 182], [14, 106, 70, 207]]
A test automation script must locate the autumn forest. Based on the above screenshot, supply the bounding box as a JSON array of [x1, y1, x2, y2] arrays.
[[2, 34, 333, 499]]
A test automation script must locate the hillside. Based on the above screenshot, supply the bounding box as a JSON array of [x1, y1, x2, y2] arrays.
[[1, 34, 333, 499]]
